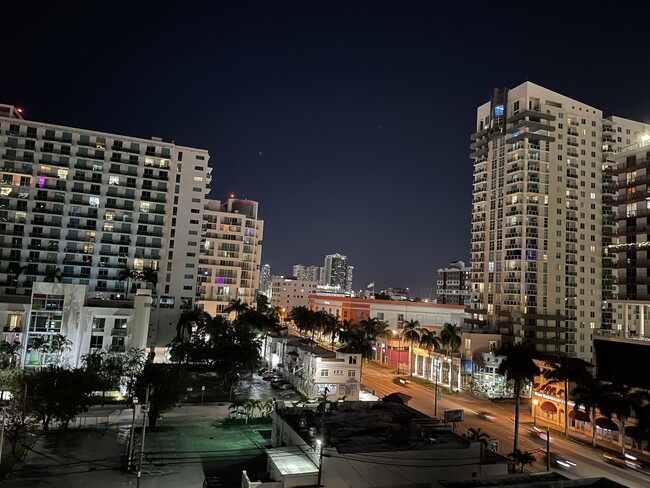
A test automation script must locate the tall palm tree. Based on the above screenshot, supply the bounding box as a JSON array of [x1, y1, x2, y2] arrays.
[[402, 319, 421, 375], [50, 333, 72, 366], [543, 355, 591, 437], [138, 267, 158, 293], [497, 341, 540, 454], [0, 340, 21, 368], [224, 298, 250, 317], [337, 319, 354, 346], [289, 306, 311, 334], [322, 314, 340, 351], [43, 267, 61, 283], [572, 374, 608, 447], [118, 266, 139, 300], [31, 336, 50, 366], [359, 316, 380, 339], [599, 384, 648, 458], [440, 322, 461, 355], [176, 306, 211, 340], [419, 328, 441, 377]]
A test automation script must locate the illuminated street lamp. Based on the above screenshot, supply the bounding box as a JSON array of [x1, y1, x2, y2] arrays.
[[533, 398, 539, 427]]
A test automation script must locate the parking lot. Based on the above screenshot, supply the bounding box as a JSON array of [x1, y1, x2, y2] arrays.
[[233, 369, 303, 403]]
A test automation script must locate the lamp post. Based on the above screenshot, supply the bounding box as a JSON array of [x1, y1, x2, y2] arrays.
[[532, 399, 539, 427]]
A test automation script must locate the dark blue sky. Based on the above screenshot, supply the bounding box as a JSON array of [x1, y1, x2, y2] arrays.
[[3, 2, 650, 297]]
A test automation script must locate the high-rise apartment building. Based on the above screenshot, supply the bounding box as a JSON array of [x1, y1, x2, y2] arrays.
[[259, 263, 272, 299], [197, 197, 264, 317], [292, 264, 320, 282], [0, 104, 211, 346], [467, 82, 647, 361], [436, 261, 471, 305], [323, 253, 350, 291]]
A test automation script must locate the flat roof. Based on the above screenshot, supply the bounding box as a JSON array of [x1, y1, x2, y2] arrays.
[[267, 445, 318, 476]]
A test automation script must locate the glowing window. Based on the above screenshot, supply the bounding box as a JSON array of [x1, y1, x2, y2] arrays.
[[57, 169, 68, 179]]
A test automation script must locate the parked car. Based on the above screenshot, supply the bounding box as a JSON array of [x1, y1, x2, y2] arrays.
[[203, 476, 222, 488], [277, 383, 293, 390], [271, 380, 290, 390]]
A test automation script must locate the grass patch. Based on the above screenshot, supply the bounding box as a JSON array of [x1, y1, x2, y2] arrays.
[[0, 432, 38, 480], [222, 417, 273, 427]]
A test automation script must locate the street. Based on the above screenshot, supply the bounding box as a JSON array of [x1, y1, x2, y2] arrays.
[[361, 361, 650, 488]]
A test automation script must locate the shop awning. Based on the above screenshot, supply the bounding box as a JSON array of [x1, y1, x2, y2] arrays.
[[595, 417, 618, 431], [569, 410, 590, 422], [540, 401, 557, 413]]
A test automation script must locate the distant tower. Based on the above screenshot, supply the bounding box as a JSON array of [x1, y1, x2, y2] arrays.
[[436, 261, 470, 305], [323, 253, 349, 290], [259, 264, 272, 299]]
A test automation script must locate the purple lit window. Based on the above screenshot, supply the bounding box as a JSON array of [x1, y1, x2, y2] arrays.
[[217, 277, 225, 284], [38, 177, 45, 187]]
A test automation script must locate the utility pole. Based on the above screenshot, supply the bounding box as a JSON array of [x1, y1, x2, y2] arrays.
[[127, 397, 139, 470], [317, 387, 328, 487], [546, 426, 551, 471], [0, 405, 6, 465], [136, 385, 150, 488]]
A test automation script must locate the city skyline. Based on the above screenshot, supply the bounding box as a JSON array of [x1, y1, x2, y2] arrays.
[[4, 3, 650, 294]]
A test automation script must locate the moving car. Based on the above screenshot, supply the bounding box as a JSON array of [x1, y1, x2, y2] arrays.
[[476, 411, 497, 421], [530, 426, 552, 442], [549, 451, 577, 469], [604, 452, 642, 470], [396, 376, 411, 386]]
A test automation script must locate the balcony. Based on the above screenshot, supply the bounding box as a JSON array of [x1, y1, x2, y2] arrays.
[[111, 328, 127, 337]]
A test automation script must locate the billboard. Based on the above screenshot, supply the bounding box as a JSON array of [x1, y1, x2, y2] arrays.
[[444, 409, 464, 423]]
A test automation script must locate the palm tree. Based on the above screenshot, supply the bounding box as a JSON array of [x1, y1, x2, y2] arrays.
[[138, 267, 158, 293], [508, 449, 536, 473], [440, 322, 461, 355], [322, 314, 339, 351], [599, 384, 648, 457], [467, 427, 490, 446], [543, 355, 591, 437], [497, 341, 540, 454], [344, 326, 374, 388], [224, 298, 250, 318], [50, 333, 72, 366], [402, 319, 421, 375], [0, 340, 21, 368], [359, 316, 380, 339], [289, 306, 311, 334], [43, 267, 61, 283], [31, 336, 50, 366], [118, 266, 139, 300], [419, 328, 441, 377], [176, 307, 211, 340], [572, 374, 608, 447], [337, 319, 354, 345]]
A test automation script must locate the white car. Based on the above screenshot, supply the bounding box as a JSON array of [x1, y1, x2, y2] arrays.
[[530, 427, 552, 442]]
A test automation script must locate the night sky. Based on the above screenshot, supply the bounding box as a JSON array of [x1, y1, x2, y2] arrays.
[[3, 3, 650, 297]]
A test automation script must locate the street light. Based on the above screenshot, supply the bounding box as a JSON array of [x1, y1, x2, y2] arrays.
[[532, 399, 539, 427]]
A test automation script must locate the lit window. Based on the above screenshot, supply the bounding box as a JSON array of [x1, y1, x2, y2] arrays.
[[89, 197, 100, 207], [57, 169, 68, 179], [140, 202, 150, 213], [103, 222, 114, 231], [193, 176, 203, 182], [105, 211, 115, 221], [109, 176, 119, 185], [144, 157, 155, 166]]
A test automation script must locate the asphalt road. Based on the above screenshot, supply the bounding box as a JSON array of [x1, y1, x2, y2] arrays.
[[361, 361, 650, 488]]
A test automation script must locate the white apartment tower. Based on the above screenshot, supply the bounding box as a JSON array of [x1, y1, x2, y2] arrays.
[[0, 104, 211, 346], [468, 82, 648, 361], [197, 197, 264, 317], [259, 263, 272, 299], [323, 253, 350, 291]]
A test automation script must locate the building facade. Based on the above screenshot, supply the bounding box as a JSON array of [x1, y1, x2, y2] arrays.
[[323, 253, 350, 291], [467, 82, 648, 362], [436, 260, 471, 305], [197, 197, 264, 317], [270, 276, 318, 316], [0, 282, 151, 369], [258, 263, 272, 299], [0, 103, 211, 346]]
